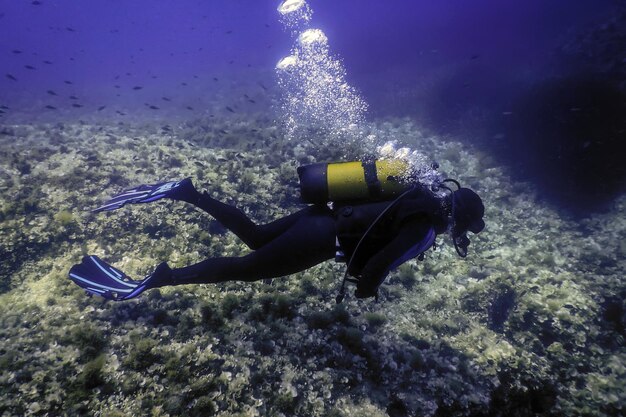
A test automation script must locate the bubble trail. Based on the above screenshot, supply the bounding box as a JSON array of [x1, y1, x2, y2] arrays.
[[275, 0, 440, 188], [276, 1, 367, 147]]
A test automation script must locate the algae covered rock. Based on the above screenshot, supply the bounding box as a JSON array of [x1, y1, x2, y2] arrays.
[[0, 118, 624, 416]]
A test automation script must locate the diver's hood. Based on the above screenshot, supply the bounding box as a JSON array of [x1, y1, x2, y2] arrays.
[[452, 188, 485, 235]]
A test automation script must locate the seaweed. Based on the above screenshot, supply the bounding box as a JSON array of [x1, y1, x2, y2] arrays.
[[123, 337, 160, 370]]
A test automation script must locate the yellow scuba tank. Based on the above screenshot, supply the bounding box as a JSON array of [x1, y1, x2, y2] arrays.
[[297, 159, 412, 203]]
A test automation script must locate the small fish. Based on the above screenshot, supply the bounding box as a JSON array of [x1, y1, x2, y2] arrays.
[[45, 105, 57, 110], [72, 103, 83, 108], [225, 106, 235, 113], [64, 80, 73, 84], [229, 60, 234, 64], [66, 27, 75, 32], [69, 95, 78, 100], [162, 125, 171, 131], [181, 82, 187, 86], [6, 74, 17, 81], [32, 1, 42, 5], [149, 105, 159, 110], [162, 97, 171, 101], [265, 23, 270, 28], [219, 129, 228, 134], [97, 105, 106, 111], [24, 65, 36, 70], [502, 111, 513, 116], [47, 90, 57, 96], [470, 54, 480, 60], [213, 77, 218, 82], [42, 60, 52, 64], [0, 105, 8, 109], [185, 106, 194, 110], [132, 86, 142, 90], [225, 30, 232, 34], [151, 75, 158, 79], [258, 82, 267, 90], [248, 99, 256, 104], [116, 110, 126, 115], [12, 49, 22, 54], [114, 85, 120, 89]]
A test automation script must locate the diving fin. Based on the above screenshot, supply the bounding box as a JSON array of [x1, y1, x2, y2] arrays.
[[68, 255, 172, 301], [92, 177, 194, 212]]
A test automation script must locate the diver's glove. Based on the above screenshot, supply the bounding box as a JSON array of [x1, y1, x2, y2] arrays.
[[68, 255, 173, 301]]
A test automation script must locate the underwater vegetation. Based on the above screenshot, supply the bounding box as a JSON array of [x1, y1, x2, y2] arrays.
[[0, 115, 624, 416]]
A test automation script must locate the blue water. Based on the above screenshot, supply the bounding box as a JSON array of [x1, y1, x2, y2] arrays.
[[0, 0, 614, 117]]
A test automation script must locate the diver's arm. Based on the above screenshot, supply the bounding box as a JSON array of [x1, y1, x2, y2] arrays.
[[355, 217, 434, 299]]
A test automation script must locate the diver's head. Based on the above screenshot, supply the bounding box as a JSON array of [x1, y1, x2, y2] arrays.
[[448, 187, 485, 257], [452, 188, 485, 235], [451, 188, 485, 236]]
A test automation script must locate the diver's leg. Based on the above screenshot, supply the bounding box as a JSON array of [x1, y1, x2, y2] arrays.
[[186, 190, 323, 250], [168, 210, 336, 285], [67, 210, 335, 300]]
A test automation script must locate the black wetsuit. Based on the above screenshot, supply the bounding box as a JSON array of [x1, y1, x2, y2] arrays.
[[170, 188, 449, 298]]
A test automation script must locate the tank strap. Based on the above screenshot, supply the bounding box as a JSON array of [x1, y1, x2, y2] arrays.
[[362, 160, 382, 199]]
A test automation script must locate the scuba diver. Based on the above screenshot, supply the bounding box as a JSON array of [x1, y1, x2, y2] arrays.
[[68, 160, 485, 302]]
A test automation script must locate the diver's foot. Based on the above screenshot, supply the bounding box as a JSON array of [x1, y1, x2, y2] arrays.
[[141, 261, 173, 289], [93, 177, 197, 212], [119, 261, 173, 299], [68, 256, 173, 301]]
